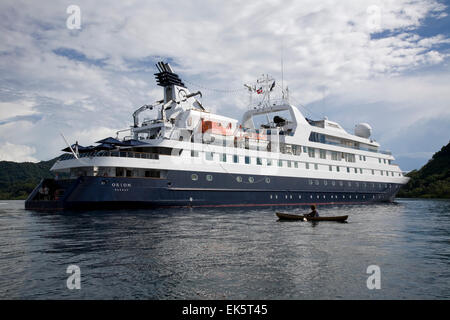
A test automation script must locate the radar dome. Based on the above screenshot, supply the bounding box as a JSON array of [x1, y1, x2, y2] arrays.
[[355, 123, 372, 138]]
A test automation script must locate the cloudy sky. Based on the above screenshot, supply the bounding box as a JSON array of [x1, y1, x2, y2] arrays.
[[0, 0, 449, 171]]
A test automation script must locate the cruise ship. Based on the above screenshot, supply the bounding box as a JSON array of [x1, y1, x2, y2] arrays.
[[25, 61, 409, 211]]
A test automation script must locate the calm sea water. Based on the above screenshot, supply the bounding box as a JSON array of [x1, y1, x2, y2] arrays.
[[0, 199, 449, 299]]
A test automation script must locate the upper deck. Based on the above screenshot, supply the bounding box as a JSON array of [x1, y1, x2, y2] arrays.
[[52, 61, 407, 185]]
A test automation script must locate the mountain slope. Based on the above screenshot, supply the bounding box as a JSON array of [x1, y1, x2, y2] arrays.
[[0, 158, 58, 200], [397, 141, 450, 199]]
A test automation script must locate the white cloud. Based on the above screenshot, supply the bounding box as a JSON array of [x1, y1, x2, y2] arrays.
[[0, 99, 36, 120], [0, 0, 448, 166], [0, 142, 37, 162]]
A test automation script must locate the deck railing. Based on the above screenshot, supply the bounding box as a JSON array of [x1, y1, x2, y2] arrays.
[[59, 150, 159, 161]]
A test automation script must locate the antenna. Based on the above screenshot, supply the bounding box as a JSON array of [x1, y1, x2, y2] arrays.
[[281, 41, 285, 101], [60, 132, 78, 159]]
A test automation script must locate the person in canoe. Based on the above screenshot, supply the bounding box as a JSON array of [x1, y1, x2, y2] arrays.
[[305, 205, 319, 218]]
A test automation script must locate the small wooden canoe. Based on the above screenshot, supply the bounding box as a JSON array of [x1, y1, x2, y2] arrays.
[[276, 212, 348, 222]]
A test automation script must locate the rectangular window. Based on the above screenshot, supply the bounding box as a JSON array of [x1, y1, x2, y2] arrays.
[[381, 170, 383, 175], [331, 151, 339, 161], [267, 159, 272, 166], [206, 152, 214, 161], [360, 168, 363, 174], [336, 166, 340, 172], [354, 168, 358, 173], [256, 157, 262, 165], [329, 165, 332, 171], [287, 161, 292, 168], [308, 147, 315, 158], [306, 162, 310, 169], [314, 163, 318, 170], [221, 153, 227, 162], [245, 156, 251, 164], [372, 169, 375, 175], [294, 161, 298, 168], [144, 169, 160, 178], [363, 156, 366, 161], [344, 153, 355, 162], [233, 155, 239, 163], [293, 145, 301, 156], [191, 150, 199, 157], [303, 146, 307, 153], [347, 167, 350, 173], [319, 149, 326, 159], [379, 158, 381, 163], [278, 159, 283, 167]]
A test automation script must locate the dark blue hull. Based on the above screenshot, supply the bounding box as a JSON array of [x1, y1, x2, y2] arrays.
[[25, 170, 402, 211]]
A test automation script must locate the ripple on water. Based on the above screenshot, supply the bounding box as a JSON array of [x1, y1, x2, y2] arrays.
[[0, 199, 449, 299]]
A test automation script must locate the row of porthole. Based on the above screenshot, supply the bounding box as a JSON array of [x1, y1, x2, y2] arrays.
[[309, 179, 393, 189], [269, 194, 383, 200], [191, 173, 394, 190], [191, 173, 271, 184]]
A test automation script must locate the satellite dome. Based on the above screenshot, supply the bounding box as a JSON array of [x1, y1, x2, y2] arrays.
[[355, 123, 372, 138]]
